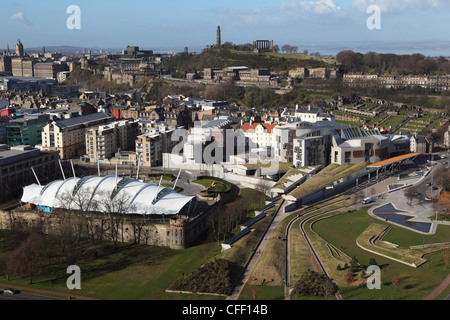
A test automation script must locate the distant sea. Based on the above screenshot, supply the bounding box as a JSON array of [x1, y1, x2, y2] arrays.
[[7, 41, 450, 58], [300, 42, 450, 57]]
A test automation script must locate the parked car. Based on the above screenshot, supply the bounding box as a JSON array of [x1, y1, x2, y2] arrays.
[[2, 288, 20, 295], [424, 197, 433, 202]]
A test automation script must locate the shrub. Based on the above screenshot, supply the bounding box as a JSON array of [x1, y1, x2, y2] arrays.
[[169, 259, 233, 295], [292, 270, 338, 297]]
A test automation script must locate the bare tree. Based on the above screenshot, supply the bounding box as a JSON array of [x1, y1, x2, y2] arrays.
[[404, 186, 418, 206], [98, 191, 136, 249], [54, 188, 98, 263], [255, 179, 272, 203], [209, 204, 228, 243], [6, 232, 49, 284], [352, 191, 365, 210]]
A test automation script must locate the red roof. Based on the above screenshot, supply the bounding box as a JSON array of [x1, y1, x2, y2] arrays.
[[241, 122, 282, 133]]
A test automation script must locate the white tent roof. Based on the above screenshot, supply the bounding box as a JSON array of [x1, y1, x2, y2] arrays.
[[21, 175, 194, 215]]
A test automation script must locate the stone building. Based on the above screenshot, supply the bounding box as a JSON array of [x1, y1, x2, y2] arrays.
[[0, 145, 59, 203], [15, 39, 24, 57], [42, 112, 115, 159], [11, 58, 35, 77], [85, 120, 139, 162]]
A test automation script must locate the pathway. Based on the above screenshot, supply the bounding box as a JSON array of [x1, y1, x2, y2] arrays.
[[423, 275, 450, 301], [226, 200, 288, 300]]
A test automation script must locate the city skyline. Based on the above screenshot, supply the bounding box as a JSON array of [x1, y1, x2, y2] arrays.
[[1, 0, 450, 55]]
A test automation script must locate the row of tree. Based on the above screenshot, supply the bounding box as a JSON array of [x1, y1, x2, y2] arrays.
[[336, 50, 450, 75]]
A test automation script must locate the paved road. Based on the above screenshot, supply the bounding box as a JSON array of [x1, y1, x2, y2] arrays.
[[0, 292, 59, 300], [0, 283, 98, 300]]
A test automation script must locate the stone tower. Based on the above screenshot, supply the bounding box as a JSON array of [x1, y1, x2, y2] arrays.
[[169, 216, 188, 250], [15, 39, 24, 57], [216, 25, 221, 48]]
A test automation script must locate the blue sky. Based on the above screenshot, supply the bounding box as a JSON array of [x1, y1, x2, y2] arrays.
[[1, 0, 450, 54]]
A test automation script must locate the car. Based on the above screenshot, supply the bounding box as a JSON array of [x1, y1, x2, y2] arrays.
[[432, 186, 439, 190], [362, 197, 373, 204], [424, 197, 433, 202], [426, 182, 432, 187], [2, 288, 20, 295]]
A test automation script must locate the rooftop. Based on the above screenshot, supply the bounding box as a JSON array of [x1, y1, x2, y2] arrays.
[[0, 145, 41, 166], [54, 112, 113, 129]]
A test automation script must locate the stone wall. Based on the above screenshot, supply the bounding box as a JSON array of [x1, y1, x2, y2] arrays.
[[0, 206, 213, 250]]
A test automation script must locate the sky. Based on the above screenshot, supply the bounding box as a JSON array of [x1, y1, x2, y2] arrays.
[[1, 0, 450, 55]]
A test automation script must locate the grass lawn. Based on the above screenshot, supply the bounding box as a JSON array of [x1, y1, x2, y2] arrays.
[[0, 233, 224, 300], [381, 116, 406, 128], [194, 178, 231, 193], [288, 163, 367, 200], [238, 284, 284, 300], [312, 208, 450, 300], [335, 120, 364, 127]]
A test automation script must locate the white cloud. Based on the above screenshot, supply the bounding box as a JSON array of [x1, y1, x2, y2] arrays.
[[351, 0, 445, 14], [299, 0, 342, 14], [11, 12, 32, 29], [211, 0, 344, 27]]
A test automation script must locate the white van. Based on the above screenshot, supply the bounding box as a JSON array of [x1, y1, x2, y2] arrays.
[[362, 197, 373, 204]]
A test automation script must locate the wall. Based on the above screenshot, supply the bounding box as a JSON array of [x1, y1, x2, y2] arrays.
[[0, 206, 213, 250]]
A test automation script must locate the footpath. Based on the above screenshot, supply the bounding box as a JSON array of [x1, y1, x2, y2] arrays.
[[423, 275, 450, 301]]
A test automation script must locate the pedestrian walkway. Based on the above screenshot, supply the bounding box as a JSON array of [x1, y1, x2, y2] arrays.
[[423, 275, 450, 300], [227, 201, 288, 300]]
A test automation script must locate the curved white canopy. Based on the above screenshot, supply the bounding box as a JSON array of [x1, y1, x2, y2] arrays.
[[22, 175, 194, 215]]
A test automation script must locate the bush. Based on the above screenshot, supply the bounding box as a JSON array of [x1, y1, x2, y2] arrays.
[[169, 259, 233, 295], [292, 270, 338, 297]]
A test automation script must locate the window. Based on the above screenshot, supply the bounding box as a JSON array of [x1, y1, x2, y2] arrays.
[[345, 152, 352, 163]]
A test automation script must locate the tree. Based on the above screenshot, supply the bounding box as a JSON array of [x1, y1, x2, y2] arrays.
[[392, 275, 400, 292], [344, 270, 354, 286], [98, 190, 136, 249], [55, 189, 94, 263], [443, 249, 450, 270], [404, 186, 418, 206], [255, 179, 272, 204], [352, 191, 365, 210], [7, 232, 49, 284]]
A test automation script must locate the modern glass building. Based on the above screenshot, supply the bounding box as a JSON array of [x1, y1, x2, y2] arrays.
[[6, 114, 49, 147]]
